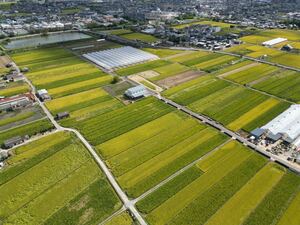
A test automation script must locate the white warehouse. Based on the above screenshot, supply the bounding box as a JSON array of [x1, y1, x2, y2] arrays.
[[83, 46, 159, 71], [262, 105, 300, 147], [262, 37, 287, 46]]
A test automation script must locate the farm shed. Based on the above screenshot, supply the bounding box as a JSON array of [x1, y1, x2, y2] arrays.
[[124, 85, 147, 99], [37, 89, 51, 102], [55, 112, 70, 120], [3, 136, 24, 149], [250, 128, 265, 139], [3, 73, 25, 82], [262, 38, 287, 46]]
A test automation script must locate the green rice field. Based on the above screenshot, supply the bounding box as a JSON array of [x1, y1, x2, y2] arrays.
[[0, 131, 121, 225], [11, 47, 112, 98], [120, 33, 158, 43], [136, 141, 300, 225], [0, 119, 54, 146], [164, 75, 288, 131], [97, 110, 228, 197], [253, 71, 300, 103]]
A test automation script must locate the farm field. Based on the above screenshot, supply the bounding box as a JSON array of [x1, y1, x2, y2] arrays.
[[0, 131, 121, 225], [143, 48, 184, 58], [0, 118, 54, 146], [136, 141, 300, 225], [46, 87, 121, 116], [105, 29, 133, 35], [163, 75, 287, 131], [97, 110, 228, 197], [0, 106, 46, 132], [193, 55, 238, 72], [120, 32, 158, 43], [253, 70, 300, 103], [116, 60, 171, 76], [11, 47, 112, 97], [169, 51, 210, 63], [173, 20, 231, 29], [151, 63, 190, 81], [105, 211, 136, 225], [0, 81, 30, 97], [74, 97, 174, 146], [270, 53, 300, 69], [213, 59, 253, 76], [225, 64, 280, 84], [258, 29, 300, 41]]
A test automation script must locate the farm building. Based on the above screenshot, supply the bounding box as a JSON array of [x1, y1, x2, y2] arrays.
[[55, 112, 70, 120], [262, 38, 287, 46], [0, 93, 34, 111], [124, 85, 147, 99], [250, 128, 265, 139], [261, 105, 300, 147], [83, 46, 159, 70], [36, 89, 51, 102], [3, 136, 25, 149], [3, 73, 25, 82]]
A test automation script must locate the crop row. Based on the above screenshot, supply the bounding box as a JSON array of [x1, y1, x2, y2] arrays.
[[0, 119, 54, 146]]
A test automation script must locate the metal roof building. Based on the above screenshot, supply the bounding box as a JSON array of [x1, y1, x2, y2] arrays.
[[262, 105, 300, 145], [83, 46, 159, 70], [262, 38, 287, 46], [124, 85, 147, 99]]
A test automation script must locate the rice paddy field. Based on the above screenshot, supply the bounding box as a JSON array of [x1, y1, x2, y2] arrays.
[[0, 81, 30, 97], [225, 64, 280, 85], [5, 39, 300, 225], [252, 70, 300, 103], [104, 211, 136, 225], [173, 20, 231, 29], [0, 118, 54, 146], [164, 75, 289, 132], [120, 32, 158, 43], [11, 47, 113, 98], [97, 109, 228, 197], [142, 48, 184, 58], [136, 141, 300, 225], [0, 131, 122, 225], [46, 87, 123, 118], [151, 63, 190, 81], [0, 106, 46, 132]]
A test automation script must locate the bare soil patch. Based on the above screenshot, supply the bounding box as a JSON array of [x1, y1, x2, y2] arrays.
[[0, 56, 10, 68], [157, 70, 204, 88]]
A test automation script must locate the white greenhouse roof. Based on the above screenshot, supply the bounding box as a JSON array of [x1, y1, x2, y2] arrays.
[[83, 46, 159, 70], [262, 105, 300, 143], [262, 38, 287, 46], [125, 85, 147, 98]]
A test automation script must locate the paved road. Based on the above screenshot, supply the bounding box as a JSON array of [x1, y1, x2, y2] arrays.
[[11, 61, 148, 225], [155, 95, 300, 174]]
